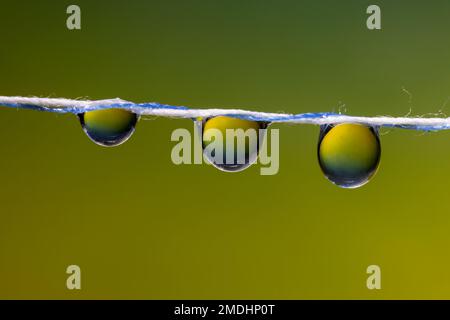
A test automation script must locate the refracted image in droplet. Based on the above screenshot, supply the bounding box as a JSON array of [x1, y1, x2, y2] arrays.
[[202, 116, 268, 172], [78, 109, 138, 147], [318, 123, 381, 188]]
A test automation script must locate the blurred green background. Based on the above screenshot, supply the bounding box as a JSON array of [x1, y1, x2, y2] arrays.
[[1, 0, 450, 299]]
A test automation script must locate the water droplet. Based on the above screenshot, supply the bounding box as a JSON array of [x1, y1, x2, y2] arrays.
[[78, 109, 138, 147], [318, 123, 381, 188], [202, 116, 267, 172]]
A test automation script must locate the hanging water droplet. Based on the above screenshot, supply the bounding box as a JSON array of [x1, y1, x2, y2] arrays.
[[202, 116, 268, 172], [78, 108, 138, 147], [318, 123, 381, 188]]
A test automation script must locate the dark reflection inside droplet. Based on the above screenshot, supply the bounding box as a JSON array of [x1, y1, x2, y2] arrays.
[[78, 109, 138, 147], [317, 123, 381, 188], [202, 116, 268, 172]]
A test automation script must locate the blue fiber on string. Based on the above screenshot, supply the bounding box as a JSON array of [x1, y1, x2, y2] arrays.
[[217, 112, 340, 122], [0, 101, 189, 114], [135, 102, 189, 110]]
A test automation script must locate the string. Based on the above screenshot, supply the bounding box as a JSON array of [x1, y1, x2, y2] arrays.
[[1, 96, 450, 131]]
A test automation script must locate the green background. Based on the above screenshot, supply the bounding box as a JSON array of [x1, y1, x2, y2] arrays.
[[1, 0, 450, 299]]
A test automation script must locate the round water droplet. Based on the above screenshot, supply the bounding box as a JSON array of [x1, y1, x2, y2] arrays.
[[318, 123, 381, 188], [78, 108, 138, 147], [202, 116, 267, 172]]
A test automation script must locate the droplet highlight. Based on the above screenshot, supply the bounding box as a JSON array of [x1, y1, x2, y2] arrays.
[[78, 109, 138, 147], [318, 123, 381, 188], [202, 116, 267, 172]]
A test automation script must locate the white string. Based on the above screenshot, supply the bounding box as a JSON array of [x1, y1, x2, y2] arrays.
[[1, 96, 450, 130]]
